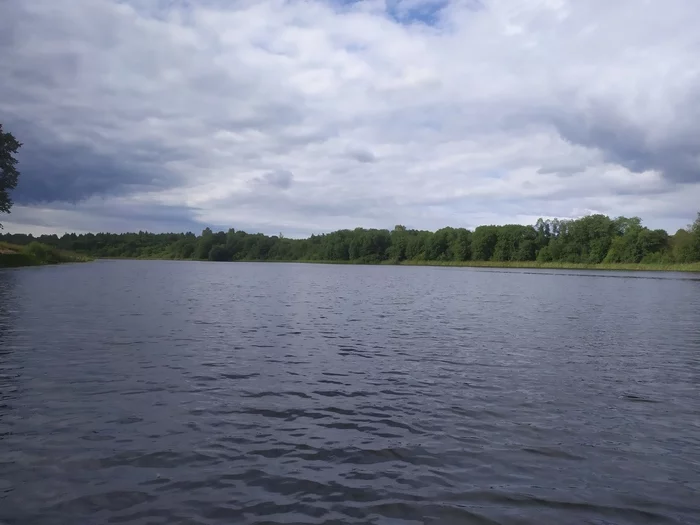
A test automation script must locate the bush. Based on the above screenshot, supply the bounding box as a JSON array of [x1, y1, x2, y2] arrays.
[[25, 242, 62, 264]]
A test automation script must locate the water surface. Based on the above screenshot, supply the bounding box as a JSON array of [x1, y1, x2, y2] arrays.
[[1, 261, 699, 524]]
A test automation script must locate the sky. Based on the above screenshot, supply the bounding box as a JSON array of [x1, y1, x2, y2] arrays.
[[1, 0, 699, 237]]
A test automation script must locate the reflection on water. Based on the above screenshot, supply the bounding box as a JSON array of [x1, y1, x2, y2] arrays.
[[0, 261, 699, 525], [0, 271, 20, 504], [0, 270, 19, 396]]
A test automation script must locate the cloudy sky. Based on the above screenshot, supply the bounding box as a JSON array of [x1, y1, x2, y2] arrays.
[[1, 0, 699, 237]]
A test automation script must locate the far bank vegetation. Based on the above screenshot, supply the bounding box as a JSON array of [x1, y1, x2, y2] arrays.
[[3, 213, 700, 271]]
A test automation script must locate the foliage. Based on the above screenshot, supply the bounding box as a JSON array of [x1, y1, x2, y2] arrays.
[[0, 123, 22, 226], [2, 213, 699, 269], [0, 241, 91, 268]]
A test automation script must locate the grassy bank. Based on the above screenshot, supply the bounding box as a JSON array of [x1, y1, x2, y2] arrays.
[[397, 259, 700, 272], [293, 259, 700, 272], [95, 256, 700, 272], [0, 241, 92, 268]]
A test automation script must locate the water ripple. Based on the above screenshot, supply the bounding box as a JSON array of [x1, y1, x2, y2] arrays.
[[1, 261, 699, 524]]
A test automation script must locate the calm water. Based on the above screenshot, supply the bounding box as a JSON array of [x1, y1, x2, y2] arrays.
[[1, 261, 699, 525]]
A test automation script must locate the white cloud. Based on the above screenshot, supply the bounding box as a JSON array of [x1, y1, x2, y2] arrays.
[[1, 0, 699, 236]]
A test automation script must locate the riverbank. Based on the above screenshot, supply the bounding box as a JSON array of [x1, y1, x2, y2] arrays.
[[397, 259, 700, 272], [0, 242, 92, 268], [95, 256, 700, 272]]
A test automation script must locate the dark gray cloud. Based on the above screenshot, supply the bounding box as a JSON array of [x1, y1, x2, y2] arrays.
[[6, 118, 184, 203], [6, 200, 206, 235], [551, 100, 700, 184]]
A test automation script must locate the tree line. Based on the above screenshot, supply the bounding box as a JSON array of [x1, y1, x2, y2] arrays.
[[3, 214, 700, 264]]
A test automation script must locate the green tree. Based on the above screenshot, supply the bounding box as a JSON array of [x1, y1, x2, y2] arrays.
[[450, 228, 472, 261], [0, 124, 22, 227], [491, 225, 537, 261], [471, 226, 499, 260], [678, 214, 700, 262], [405, 233, 427, 260], [692, 213, 700, 236], [535, 218, 551, 250], [194, 228, 215, 259], [387, 225, 408, 261], [427, 227, 453, 260]]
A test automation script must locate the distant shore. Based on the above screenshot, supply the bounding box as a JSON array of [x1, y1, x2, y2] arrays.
[[3, 214, 700, 270], [93, 256, 700, 273]]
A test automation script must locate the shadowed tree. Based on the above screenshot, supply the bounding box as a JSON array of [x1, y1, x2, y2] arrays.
[[0, 123, 22, 227]]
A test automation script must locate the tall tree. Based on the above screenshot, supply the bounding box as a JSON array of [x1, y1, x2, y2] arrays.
[[0, 123, 22, 227], [691, 213, 700, 236], [689, 213, 700, 260]]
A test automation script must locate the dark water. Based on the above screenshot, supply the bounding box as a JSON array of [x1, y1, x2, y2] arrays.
[[1, 261, 699, 525]]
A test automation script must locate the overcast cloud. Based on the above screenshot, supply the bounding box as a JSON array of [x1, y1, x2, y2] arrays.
[[1, 0, 699, 236]]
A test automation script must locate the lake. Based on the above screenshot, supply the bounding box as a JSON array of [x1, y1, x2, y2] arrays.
[[1, 260, 699, 525]]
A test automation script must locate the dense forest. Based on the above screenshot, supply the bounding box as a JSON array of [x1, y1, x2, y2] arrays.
[[2, 214, 700, 265]]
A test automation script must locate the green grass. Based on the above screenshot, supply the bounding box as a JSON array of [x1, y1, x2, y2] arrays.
[[0, 241, 92, 268], [397, 259, 700, 272], [89, 255, 700, 272]]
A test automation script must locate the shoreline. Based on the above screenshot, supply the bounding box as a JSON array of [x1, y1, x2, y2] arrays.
[[94, 257, 700, 273], [396, 259, 700, 272]]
